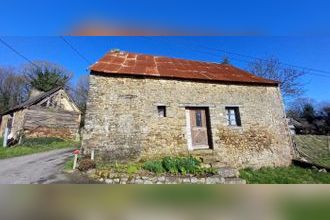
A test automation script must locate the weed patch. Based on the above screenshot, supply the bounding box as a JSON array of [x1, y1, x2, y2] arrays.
[[0, 137, 79, 159], [143, 156, 216, 176]]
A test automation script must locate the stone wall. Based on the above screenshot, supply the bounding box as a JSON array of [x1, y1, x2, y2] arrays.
[[0, 115, 8, 137], [82, 74, 293, 168], [0, 110, 26, 140]]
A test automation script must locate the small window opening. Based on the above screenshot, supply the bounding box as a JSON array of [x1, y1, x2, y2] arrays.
[[157, 106, 166, 117], [225, 107, 241, 126]]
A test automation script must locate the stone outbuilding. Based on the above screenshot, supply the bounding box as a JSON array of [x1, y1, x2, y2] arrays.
[[0, 86, 81, 145], [82, 51, 293, 168]]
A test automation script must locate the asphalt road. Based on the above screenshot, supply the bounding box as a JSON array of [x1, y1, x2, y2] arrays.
[[0, 148, 74, 184]]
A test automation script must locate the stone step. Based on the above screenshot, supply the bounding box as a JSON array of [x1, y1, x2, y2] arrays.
[[224, 177, 246, 184], [217, 167, 240, 178]]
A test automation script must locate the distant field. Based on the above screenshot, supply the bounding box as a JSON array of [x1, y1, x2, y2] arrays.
[[294, 135, 330, 167]]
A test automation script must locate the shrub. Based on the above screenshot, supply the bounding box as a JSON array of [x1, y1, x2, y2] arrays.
[[162, 156, 201, 175], [78, 159, 96, 171], [176, 156, 201, 174], [162, 156, 179, 174], [127, 164, 139, 175], [142, 156, 207, 175], [143, 160, 165, 174]]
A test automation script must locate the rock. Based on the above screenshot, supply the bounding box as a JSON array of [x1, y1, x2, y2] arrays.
[[149, 177, 158, 183], [86, 169, 96, 175], [135, 178, 144, 184], [181, 177, 191, 184], [197, 177, 206, 184], [312, 166, 318, 170], [99, 178, 104, 182], [128, 178, 135, 184], [218, 167, 239, 178], [121, 177, 129, 184], [319, 168, 327, 173], [201, 163, 211, 168], [157, 176, 166, 182], [224, 177, 246, 184], [144, 180, 153, 184], [165, 176, 180, 184], [206, 176, 224, 184], [190, 177, 198, 183], [113, 178, 120, 184], [105, 179, 113, 184]]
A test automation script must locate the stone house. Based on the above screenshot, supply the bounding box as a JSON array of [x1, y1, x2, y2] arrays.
[[82, 51, 293, 168], [0, 87, 81, 145]]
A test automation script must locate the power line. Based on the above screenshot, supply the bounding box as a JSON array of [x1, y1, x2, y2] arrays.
[[0, 37, 39, 68], [144, 37, 330, 79], [60, 36, 92, 65], [188, 39, 330, 75]]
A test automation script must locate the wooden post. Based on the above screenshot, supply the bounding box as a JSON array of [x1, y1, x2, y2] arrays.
[[91, 149, 95, 160], [3, 128, 8, 148], [73, 154, 78, 169]]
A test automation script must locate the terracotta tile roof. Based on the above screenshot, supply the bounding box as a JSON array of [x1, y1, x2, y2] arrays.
[[90, 51, 279, 85]]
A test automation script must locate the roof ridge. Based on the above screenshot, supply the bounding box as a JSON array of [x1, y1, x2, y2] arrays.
[[105, 50, 226, 66], [1, 86, 63, 115]]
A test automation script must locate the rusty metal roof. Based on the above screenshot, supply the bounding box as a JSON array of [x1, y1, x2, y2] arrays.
[[90, 51, 279, 85], [1, 86, 63, 116]]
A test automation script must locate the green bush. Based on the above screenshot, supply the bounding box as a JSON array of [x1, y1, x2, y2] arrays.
[[127, 164, 139, 175], [162, 156, 201, 175], [176, 156, 201, 175], [143, 160, 165, 174], [143, 156, 210, 175], [162, 156, 179, 174]]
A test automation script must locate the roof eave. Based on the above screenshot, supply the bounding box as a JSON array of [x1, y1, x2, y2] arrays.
[[90, 70, 279, 87]]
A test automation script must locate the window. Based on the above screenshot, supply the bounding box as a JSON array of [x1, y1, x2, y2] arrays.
[[157, 106, 166, 117], [195, 110, 202, 127], [225, 107, 241, 126]]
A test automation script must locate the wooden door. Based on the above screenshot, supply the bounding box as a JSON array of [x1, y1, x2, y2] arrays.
[[189, 108, 210, 149]]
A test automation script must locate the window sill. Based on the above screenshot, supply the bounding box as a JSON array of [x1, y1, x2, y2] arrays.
[[227, 125, 242, 129]]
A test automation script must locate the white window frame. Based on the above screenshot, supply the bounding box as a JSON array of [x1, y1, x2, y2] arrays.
[[225, 107, 241, 126]]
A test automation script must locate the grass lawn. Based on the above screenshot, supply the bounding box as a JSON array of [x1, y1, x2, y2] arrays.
[[240, 166, 330, 184], [0, 137, 80, 159], [294, 135, 330, 167], [63, 155, 75, 170]]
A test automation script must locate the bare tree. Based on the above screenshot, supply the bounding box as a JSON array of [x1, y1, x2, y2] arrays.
[[22, 61, 72, 92], [70, 74, 89, 127], [0, 67, 29, 112], [248, 57, 305, 99]]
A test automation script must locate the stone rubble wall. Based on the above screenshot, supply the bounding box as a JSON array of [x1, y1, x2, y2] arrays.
[[99, 175, 246, 184], [96, 167, 245, 184], [82, 74, 293, 168]]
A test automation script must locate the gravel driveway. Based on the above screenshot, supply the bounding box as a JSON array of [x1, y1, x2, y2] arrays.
[[0, 148, 73, 184]]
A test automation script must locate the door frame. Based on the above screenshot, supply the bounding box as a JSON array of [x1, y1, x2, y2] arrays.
[[185, 107, 213, 151]]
